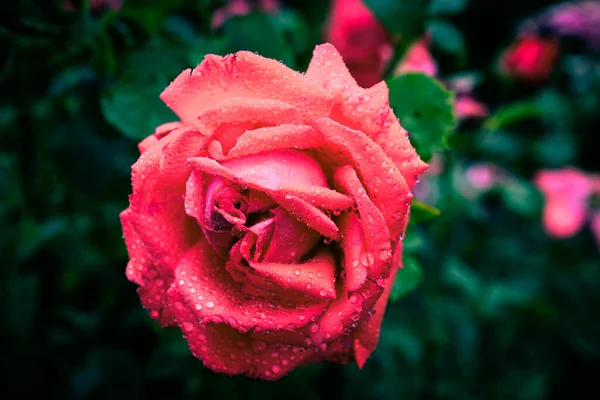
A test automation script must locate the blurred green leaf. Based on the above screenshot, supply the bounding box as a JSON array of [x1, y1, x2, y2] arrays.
[[364, 0, 427, 39], [483, 100, 541, 131], [390, 256, 424, 302], [187, 36, 231, 66], [410, 200, 441, 223], [388, 73, 456, 161], [223, 13, 296, 68], [428, 19, 466, 61], [121, 0, 185, 33], [499, 178, 543, 216], [101, 36, 188, 140], [429, 0, 469, 14]]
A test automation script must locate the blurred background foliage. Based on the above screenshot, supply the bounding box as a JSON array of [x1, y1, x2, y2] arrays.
[[1, 0, 599, 399]]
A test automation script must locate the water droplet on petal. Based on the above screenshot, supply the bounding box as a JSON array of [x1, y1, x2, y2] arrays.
[[309, 323, 320, 333], [206, 301, 215, 309]]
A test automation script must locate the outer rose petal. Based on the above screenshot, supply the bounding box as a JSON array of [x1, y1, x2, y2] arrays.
[[160, 51, 332, 124], [168, 292, 313, 380], [352, 243, 403, 368], [123, 127, 207, 325], [168, 240, 329, 333], [307, 44, 428, 190]]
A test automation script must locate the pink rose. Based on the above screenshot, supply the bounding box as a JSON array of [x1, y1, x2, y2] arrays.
[[121, 44, 428, 380]]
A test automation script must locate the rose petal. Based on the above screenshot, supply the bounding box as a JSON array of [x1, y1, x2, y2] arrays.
[[338, 212, 368, 292], [306, 43, 359, 92], [315, 118, 412, 239], [249, 248, 337, 300], [224, 124, 322, 160], [124, 127, 206, 324], [334, 165, 392, 281], [306, 45, 428, 190], [168, 241, 328, 332], [352, 243, 403, 368], [221, 150, 328, 190], [167, 295, 313, 380], [138, 134, 159, 154], [161, 51, 332, 124], [197, 98, 304, 136], [121, 209, 175, 326]]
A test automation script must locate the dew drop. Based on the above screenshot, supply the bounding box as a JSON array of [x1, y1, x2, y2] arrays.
[[182, 321, 193, 332], [252, 341, 267, 353], [206, 300, 215, 309], [309, 323, 320, 333], [272, 365, 281, 374]]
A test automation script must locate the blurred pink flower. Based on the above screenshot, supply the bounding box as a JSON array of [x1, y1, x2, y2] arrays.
[[211, 0, 280, 30], [520, 1, 600, 51], [500, 34, 559, 82], [465, 163, 499, 190], [393, 36, 438, 76], [534, 168, 596, 238], [325, 0, 392, 88], [453, 96, 489, 120]]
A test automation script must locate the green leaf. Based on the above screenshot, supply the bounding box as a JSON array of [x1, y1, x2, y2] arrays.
[[101, 37, 188, 140], [223, 13, 296, 68], [101, 83, 177, 141], [428, 19, 466, 62], [429, 0, 469, 14], [483, 100, 541, 131], [390, 256, 424, 302], [499, 178, 543, 217], [388, 73, 456, 161], [410, 200, 441, 223], [364, 0, 428, 39]]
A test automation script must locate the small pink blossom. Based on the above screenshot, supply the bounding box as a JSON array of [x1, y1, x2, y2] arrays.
[[453, 96, 489, 120], [465, 163, 499, 191]]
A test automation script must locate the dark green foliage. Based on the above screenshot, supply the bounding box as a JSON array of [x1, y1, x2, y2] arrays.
[[1, 1, 599, 399]]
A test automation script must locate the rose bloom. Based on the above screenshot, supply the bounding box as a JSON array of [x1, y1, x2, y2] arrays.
[[534, 168, 595, 238], [325, 0, 393, 88], [500, 34, 559, 82], [121, 44, 428, 380]]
